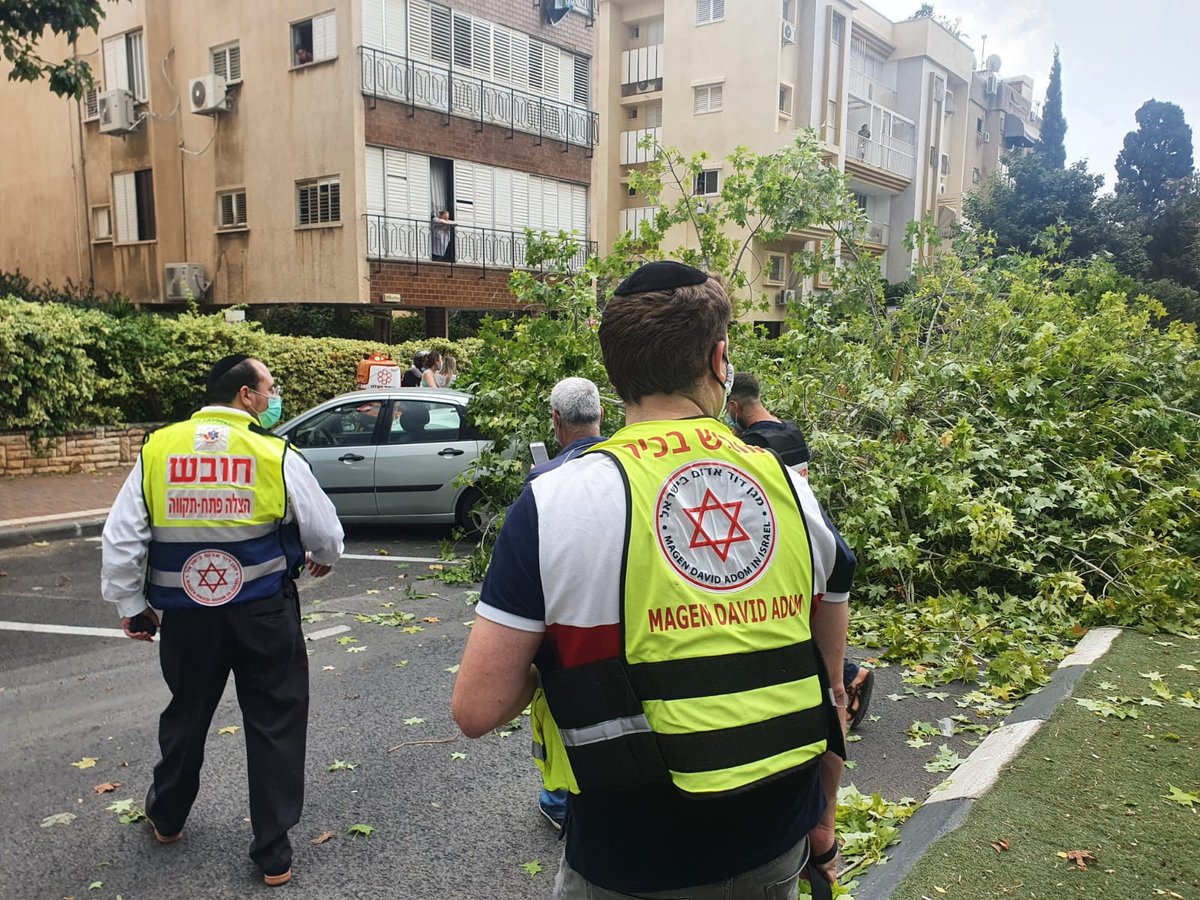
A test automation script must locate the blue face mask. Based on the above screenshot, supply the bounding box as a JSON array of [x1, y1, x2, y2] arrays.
[[259, 396, 283, 429]]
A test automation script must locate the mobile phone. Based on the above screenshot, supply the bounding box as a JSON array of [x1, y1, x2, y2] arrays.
[[530, 442, 550, 466], [129, 612, 157, 638]]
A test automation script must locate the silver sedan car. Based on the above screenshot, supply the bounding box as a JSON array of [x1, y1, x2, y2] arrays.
[[276, 388, 489, 531]]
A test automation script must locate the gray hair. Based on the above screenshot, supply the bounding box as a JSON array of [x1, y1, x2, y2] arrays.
[[550, 377, 601, 426]]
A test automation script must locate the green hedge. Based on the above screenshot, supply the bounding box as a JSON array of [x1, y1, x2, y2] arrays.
[[0, 296, 481, 441]]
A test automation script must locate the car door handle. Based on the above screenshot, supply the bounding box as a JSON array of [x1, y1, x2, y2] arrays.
[[338, 453, 365, 463], [437, 447, 465, 457]]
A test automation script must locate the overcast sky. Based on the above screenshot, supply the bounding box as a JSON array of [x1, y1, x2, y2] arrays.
[[865, 0, 1200, 191]]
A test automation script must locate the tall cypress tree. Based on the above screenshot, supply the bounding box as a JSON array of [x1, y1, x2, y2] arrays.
[[1039, 46, 1067, 169], [1115, 100, 1195, 215]]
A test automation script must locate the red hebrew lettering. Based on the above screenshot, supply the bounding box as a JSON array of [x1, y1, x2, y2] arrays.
[[623, 442, 644, 460], [199, 456, 219, 483], [696, 429, 723, 450], [231, 457, 253, 485], [649, 436, 669, 458], [168, 456, 198, 483], [666, 431, 692, 454]]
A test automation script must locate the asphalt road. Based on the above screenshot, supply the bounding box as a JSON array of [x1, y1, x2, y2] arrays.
[[0, 529, 993, 899]]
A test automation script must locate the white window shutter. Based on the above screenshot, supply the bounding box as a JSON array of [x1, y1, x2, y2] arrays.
[[112, 172, 138, 243], [407, 153, 430, 218], [557, 51, 574, 104], [492, 169, 512, 229], [542, 44, 559, 99], [509, 32, 529, 92], [713, 0, 725, 19], [493, 28, 511, 83], [127, 30, 146, 100], [696, 0, 712, 24], [409, 0, 431, 59], [363, 0, 384, 50], [430, 3, 451, 63], [557, 184, 572, 234], [383, 0, 406, 55], [365, 147, 385, 214], [313, 12, 337, 62], [571, 185, 588, 238], [541, 180, 559, 231], [453, 162, 475, 225], [710, 83, 723, 110], [103, 35, 129, 92], [572, 56, 589, 106], [384, 149, 408, 217], [472, 20, 491, 76], [452, 13, 472, 69], [511, 173, 530, 228], [525, 176, 542, 230], [694, 86, 707, 115], [473, 165, 494, 228]]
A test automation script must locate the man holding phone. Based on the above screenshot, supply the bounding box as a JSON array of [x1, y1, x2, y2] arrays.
[[101, 354, 343, 887]]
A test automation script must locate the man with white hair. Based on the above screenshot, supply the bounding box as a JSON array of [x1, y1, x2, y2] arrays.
[[524, 377, 604, 486]]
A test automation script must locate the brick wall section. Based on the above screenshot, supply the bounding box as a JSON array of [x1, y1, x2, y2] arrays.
[[369, 260, 523, 309], [364, 102, 593, 185], [453, 0, 595, 54], [0, 425, 155, 477]]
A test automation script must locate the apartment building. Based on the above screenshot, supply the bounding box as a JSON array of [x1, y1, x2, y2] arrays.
[[0, 0, 597, 336], [594, 0, 1039, 328]]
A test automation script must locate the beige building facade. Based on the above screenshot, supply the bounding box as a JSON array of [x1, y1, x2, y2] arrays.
[[594, 0, 1040, 328], [0, 0, 597, 334]]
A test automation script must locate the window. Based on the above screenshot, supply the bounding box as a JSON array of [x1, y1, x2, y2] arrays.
[[854, 192, 868, 212], [292, 12, 337, 66], [976, 116, 984, 133], [627, 107, 638, 120], [645, 101, 663, 128], [292, 400, 384, 449], [627, 185, 637, 197], [972, 167, 982, 185], [573, 55, 590, 106], [211, 41, 242, 83], [82, 84, 99, 121], [825, 99, 839, 140], [778, 83, 793, 117], [91, 206, 112, 242], [112, 170, 155, 243], [696, 0, 725, 25], [941, 154, 950, 176], [296, 178, 341, 226], [693, 82, 723, 115], [831, 13, 845, 45], [217, 189, 248, 229], [765, 253, 786, 284], [782, 0, 794, 21], [694, 170, 719, 196], [387, 401, 463, 445], [102, 30, 147, 101]]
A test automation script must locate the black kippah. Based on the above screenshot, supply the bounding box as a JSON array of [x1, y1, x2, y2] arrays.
[[613, 261, 709, 296], [210, 353, 250, 381]]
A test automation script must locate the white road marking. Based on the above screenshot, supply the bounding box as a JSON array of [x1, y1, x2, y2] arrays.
[[0, 620, 131, 639], [305, 625, 352, 641], [0, 508, 110, 527], [339, 553, 455, 564]]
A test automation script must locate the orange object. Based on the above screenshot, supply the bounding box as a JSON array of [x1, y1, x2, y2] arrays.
[[356, 353, 401, 390]]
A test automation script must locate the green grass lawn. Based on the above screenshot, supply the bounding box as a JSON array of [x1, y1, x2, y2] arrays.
[[891, 631, 1200, 900]]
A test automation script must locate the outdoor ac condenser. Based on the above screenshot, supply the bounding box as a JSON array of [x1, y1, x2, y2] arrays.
[[97, 89, 137, 134], [189, 74, 230, 115], [164, 264, 210, 302], [777, 289, 797, 307]]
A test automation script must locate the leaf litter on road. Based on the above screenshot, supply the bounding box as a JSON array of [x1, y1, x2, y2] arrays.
[[70, 758, 98, 770], [40, 812, 77, 828]]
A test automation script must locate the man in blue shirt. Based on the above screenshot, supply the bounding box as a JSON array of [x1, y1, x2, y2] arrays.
[[524, 377, 604, 828]]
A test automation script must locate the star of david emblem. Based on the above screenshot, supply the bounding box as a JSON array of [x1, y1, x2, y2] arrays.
[[195, 561, 230, 594], [683, 488, 751, 562]]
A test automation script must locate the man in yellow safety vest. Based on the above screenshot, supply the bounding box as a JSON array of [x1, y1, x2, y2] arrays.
[[453, 262, 852, 898]]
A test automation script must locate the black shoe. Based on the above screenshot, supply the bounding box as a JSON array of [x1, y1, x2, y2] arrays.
[[846, 668, 875, 731]]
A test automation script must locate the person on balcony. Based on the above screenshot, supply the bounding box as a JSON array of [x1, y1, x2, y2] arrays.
[[432, 210, 456, 262], [858, 123, 871, 160]]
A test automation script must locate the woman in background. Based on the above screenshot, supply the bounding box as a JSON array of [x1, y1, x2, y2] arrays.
[[420, 351, 442, 388], [436, 355, 458, 389]]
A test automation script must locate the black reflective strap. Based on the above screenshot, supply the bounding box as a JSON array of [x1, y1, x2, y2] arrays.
[[627, 641, 820, 701], [541, 657, 646, 731], [656, 705, 828, 773]]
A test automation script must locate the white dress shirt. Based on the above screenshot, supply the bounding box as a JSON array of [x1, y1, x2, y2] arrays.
[[101, 407, 345, 618]]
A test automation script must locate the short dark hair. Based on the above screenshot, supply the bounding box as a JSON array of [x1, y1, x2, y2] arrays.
[[206, 354, 261, 404], [413, 350, 429, 367], [599, 275, 731, 403], [729, 372, 761, 403]]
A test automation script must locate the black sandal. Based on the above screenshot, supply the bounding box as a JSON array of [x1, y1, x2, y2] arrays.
[[846, 668, 875, 731]]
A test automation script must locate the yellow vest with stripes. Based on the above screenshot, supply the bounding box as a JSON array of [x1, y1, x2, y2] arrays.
[[540, 418, 835, 797]]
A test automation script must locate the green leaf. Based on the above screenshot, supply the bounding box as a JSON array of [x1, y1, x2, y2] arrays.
[[326, 759, 357, 772], [923, 744, 966, 773], [450, 751, 468, 760], [1165, 786, 1200, 808], [346, 823, 375, 839], [403, 717, 425, 726], [40, 812, 76, 828], [521, 860, 543, 877], [88, 882, 103, 890], [335, 636, 357, 645]]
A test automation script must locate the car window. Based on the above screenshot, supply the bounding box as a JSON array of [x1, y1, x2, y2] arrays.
[[291, 400, 384, 448], [388, 400, 462, 444]]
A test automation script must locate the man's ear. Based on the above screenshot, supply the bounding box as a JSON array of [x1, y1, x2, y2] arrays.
[[710, 339, 728, 382]]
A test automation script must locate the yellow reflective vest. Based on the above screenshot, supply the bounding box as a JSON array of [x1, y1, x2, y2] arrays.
[[141, 408, 304, 609], [538, 419, 838, 796]]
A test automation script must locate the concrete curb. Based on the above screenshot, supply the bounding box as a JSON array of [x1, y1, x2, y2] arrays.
[[0, 514, 109, 550], [853, 626, 1122, 900]]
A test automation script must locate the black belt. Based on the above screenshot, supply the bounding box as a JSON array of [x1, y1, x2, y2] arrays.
[[804, 842, 837, 900]]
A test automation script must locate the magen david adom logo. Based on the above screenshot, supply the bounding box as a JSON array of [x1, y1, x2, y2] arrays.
[[655, 460, 777, 592], [181, 549, 244, 606]]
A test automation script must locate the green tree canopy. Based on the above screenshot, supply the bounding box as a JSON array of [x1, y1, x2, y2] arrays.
[[1, 0, 108, 97], [1038, 46, 1067, 169], [1115, 99, 1195, 216]]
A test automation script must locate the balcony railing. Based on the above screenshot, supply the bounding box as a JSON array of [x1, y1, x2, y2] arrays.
[[848, 69, 898, 109], [619, 206, 659, 235], [865, 220, 890, 245], [851, 135, 916, 180], [619, 127, 661, 164], [621, 44, 663, 86], [359, 46, 598, 150], [364, 215, 595, 273]]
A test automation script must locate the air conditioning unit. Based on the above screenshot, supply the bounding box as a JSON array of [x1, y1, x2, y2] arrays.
[[189, 74, 229, 115], [982, 130, 991, 144], [97, 89, 137, 134], [634, 79, 660, 94], [781, 20, 796, 44], [944, 91, 956, 115], [984, 73, 999, 95], [776, 289, 796, 307], [164, 263, 210, 302]]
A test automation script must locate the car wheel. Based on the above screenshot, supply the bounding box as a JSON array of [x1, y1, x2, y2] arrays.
[[455, 487, 494, 539]]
